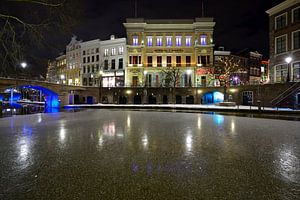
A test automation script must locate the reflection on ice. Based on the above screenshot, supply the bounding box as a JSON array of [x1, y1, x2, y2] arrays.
[[278, 146, 300, 183], [142, 134, 148, 149], [103, 122, 116, 137], [213, 114, 224, 126], [197, 115, 201, 130], [127, 115, 131, 128], [185, 131, 193, 154]]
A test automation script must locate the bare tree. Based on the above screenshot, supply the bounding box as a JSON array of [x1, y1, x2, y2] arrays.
[[161, 66, 182, 103], [0, 0, 81, 77], [215, 56, 246, 101]]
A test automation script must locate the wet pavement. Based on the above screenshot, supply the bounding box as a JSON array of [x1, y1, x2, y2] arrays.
[[0, 109, 299, 199]]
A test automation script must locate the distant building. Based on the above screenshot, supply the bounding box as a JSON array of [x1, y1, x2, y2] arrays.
[[66, 36, 82, 86], [266, 0, 300, 83], [123, 18, 216, 87], [46, 53, 66, 84], [46, 59, 58, 83]]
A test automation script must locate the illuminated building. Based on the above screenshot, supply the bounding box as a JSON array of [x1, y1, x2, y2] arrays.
[[66, 36, 82, 86], [80, 35, 127, 87], [266, 0, 300, 83], [123, 18, 215, 87], [46, 53, 66, 84]]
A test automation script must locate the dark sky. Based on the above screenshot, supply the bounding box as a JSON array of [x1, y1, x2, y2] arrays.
[[39, 0, 284, 73]]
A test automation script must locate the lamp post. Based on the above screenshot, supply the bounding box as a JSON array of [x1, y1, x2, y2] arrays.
[[99, 71, 103, 103], [285, 56, 292, 82]]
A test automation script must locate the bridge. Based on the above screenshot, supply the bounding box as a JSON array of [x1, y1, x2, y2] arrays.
[[0, 77, 298, 108], [0, 78, 100, 107]]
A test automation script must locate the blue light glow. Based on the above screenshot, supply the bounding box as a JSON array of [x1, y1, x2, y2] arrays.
[[213, 114, 224, 126], [202, 91, 224, 104], [19, 85, 60, 108]]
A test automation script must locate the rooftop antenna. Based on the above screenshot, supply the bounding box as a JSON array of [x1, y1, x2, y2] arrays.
[[201, 0, 205, 17], [134, 0, 138, 18]]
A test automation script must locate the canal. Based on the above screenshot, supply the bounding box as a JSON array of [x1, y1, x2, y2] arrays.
[[0, 109, 299, 199]]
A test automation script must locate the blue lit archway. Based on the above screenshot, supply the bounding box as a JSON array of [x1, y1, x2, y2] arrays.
[[18, 85, 60, 108], [3, 85, 60, 108], [201, 91, 224, 104]]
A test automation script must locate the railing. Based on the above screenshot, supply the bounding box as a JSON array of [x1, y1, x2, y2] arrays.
[[271, 82, 300, 106]]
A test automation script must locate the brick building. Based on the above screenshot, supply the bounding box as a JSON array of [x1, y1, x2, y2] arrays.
[[266, 0, 300, 83]]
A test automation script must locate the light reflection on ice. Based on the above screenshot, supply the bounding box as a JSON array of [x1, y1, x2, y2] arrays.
[[197, 115, 201, 130], [185, 130, 193, 154], [277, 146, 300, 183], [142, 134, 148, 149]]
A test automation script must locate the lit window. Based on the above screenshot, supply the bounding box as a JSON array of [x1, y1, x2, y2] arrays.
[[147, 37, 153, 46], [118, 46, 124, 54], [186, 37, 192, 47], [166, 36, 172, 46], [104, 49, 109, 56], [133, 36, 139, 46], [157, 37, 162, 46], [176, 36, 182, 46], [111, 48, 116, 56], [200, 35, 207, 45]]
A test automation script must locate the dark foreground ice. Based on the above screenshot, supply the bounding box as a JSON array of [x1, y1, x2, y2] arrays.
[[0, 109, 299, 199]]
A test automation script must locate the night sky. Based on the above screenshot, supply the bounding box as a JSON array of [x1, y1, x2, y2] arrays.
[[37, 0, 284, 74]]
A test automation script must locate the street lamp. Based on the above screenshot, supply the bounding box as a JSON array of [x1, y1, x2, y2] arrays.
[[21, 62, 27, 69], [285, 56, 292, 82]]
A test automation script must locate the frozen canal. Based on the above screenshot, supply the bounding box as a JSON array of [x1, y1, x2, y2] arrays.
[[0, 109, 299, 199]]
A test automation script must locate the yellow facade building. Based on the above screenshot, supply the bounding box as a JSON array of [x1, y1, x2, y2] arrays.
[[123, 18, 215, 87]]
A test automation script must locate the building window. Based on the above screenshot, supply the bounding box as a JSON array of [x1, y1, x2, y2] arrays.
[[293, 7, 300, 23], [147, 36, 153, 46], [293, 30, 300, 50], [166, 36, 172, 47], [96, 48, 99, 53], [275, 13, 287, 29], [118, 58, 123, 69], [83, 50, 86, 55], [275, 35, 287, 54], [92, 65, 95, 73], [167, 56, 172, 67], [157, 56, 162, 67], [275, 64, 288, 82], [133, 36, 139, 46], [118, 46, 124, 55], [176, 56, 181, 67], [157, 37, 162, 46], [186, 56, 191, 67], [87, 57, 90, 63], [111, 48, 116, 56], [83, 57, 86, 63], [92, 56, 95, 62], [96, 64, 99, 71], [147, 56, 153, 67], [186, 37, 192, 47], [88, 66, 90, 73], [176, 36, 182, 46], [83, 66, 86, 73], [112, 59, 115, 69], [104, 60, 109, 70], [130, 56, 141, 65], [292, 62, 300, 81], [96, 55, 99, 62], [200, 35, 207, 45], [104, 49, 109, 56]]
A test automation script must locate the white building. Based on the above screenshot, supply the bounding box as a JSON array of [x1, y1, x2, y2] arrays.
[[100, 35, 127, 87], [80, 35, 127, 87], [81, 39, 101, 86]]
